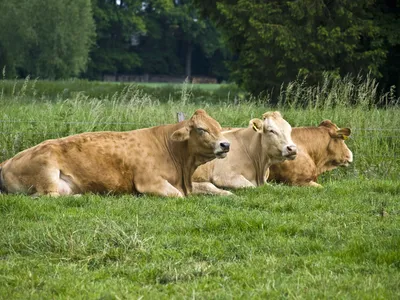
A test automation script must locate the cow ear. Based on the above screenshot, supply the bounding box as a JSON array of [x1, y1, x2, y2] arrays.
[[319, 120, 334, 128], [170, 126, 190, 142], [262, 111, 282, 120], [249, 118, 263, 132], [336, 128, 351, 140]]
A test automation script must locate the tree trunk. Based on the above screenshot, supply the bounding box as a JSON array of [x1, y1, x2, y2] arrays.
[[185, 41, 193, 80]]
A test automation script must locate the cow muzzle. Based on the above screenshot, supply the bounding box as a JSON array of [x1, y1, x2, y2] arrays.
[[215, 141, 230, 159], [342, 150, 354, 166], [282, 144, 297, 160], [343, 157, 353, 167]]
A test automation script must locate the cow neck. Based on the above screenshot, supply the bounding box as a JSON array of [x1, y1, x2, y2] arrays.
[[165, 121, 197, 196], [293, 127, 331, 176], [232, 127, 270, 186]]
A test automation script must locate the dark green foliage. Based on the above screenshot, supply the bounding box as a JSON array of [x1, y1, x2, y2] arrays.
[[0, 0, 95, 79], [194, 0, 400, 96], [86, 0, 167, 78], [0, 0, 399, 93], [166, 0, 227, 77], [87, 0, 229, 80]]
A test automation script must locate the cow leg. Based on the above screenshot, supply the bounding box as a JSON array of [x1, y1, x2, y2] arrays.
[[135, 178, 184, 197], [33, 192, 81, 198], [34, 167, 79, 196], [292, 180, 323, 188], [32, 176, 62, 197], [4, 165, 74, 196], [32, 191, 61, 198], [264, 169, 270, 182], [307, 181, 323, 188], [192, 182, 233, 196], [214, 175, 256, 190]]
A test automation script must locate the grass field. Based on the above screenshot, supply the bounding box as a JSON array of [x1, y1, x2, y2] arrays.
[[0, 77, 241, 103], [0, 75, 399, 298]]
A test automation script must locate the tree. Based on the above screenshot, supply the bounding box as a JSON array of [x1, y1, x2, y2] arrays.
[[168, 0, 225, 78], [86, 0, 173, 79], [376, 0, 400, 92], [0, 0, 95, 79], [87, 0, 228, 80], [133, 1, 184, 76], [87, 0, 229, 81], [194, 0, 400, 95]]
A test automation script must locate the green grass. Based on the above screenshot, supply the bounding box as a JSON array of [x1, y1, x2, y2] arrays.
[[0, 77, 242, 103], [0, 180, 399, 298], [133, 82, 226, 90], [0, 74, 399, 298]]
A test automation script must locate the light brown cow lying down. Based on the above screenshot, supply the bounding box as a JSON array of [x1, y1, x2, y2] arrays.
[[0, 109, 230, 197], [191, 112, 297, 195], [267, 120, 352, 187]]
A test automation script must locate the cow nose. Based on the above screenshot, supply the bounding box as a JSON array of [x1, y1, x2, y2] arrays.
[[220, 142, 230, 151], [286, 145, 297, 154], [346, 151, 354, 163]]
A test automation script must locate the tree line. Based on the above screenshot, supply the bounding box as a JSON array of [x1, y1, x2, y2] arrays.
[[0, 0, 227, 82], [0, 0, 399, 96]]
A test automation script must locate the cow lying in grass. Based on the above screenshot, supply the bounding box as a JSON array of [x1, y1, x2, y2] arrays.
[[192, 111, 297, 195], [267, 120, 352, 187], [0, 109, 230, 197]]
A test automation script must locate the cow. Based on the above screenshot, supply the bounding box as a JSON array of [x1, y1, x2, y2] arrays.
[[0, 109, 230, 197], [0, 167, 3, 194], [267, 120, 352, 187], [191, 111, 297, 195], [0, 160, 7, 194]]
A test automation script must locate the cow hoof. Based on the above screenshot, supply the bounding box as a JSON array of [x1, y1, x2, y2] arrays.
[[221, 190, 234, 196]]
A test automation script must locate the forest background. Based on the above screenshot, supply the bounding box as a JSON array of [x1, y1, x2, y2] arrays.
[[0, 0, 399, 98]]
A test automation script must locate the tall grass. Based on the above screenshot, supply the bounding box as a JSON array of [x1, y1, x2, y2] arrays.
[[0, 74, 399, 181]]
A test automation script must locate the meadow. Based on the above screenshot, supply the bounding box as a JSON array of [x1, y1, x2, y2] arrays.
[[0, 75, 399, 299]]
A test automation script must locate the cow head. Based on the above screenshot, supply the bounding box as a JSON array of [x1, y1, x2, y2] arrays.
[[319, 120, 353, 168], [170, 109, 230, 159], [250, 111, 297, 163]]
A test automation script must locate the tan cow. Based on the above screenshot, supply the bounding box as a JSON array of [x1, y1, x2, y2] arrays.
[[267, 120, 352, 187], [192, 111, 297, 195], [0, 109, 230, 197]]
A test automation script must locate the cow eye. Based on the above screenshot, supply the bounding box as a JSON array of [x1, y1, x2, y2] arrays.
[[196, 128, 207, 135], [269, 129, 277, 135]]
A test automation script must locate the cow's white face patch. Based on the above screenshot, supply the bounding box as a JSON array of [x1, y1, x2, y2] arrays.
[[262, 114, 297, 162]]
